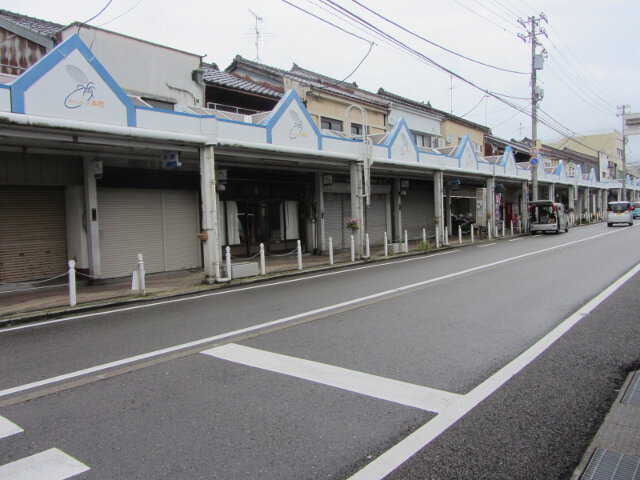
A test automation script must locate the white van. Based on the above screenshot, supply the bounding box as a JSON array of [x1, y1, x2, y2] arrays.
[[529, 201, 569, 234], [607, 201, 634, 227]]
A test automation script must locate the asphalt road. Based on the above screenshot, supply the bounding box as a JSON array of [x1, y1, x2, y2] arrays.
[[1, 223, 639, 479]]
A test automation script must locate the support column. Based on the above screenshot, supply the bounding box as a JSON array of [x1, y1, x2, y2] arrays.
[[445, 183, 452, 240], [568, 185, 576, 225], [83, 157, 101, 278], [200, 145, 221, 283], [315, 173, 326, 253], [597, 189, 604, 220], [350, 162, 364, 258], [393, 177, 401, 243], [585, 187, 591, 222], [520, 180, 529, 232], [434, 171, 443, 244], [487, 176, 495, 234], [548, 183, 555, 202]]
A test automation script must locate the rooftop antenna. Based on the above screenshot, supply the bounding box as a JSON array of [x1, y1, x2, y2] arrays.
[[248, 9, 263, 62]]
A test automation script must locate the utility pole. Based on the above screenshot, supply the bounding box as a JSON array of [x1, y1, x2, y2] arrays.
[[518, 14, 547, 202], [617, 104, 630, 201]]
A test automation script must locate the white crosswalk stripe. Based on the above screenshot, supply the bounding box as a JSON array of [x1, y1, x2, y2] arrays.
[[0, 448, 89, 480], [203, 343, 462, 412], [0, 416, 22, 440]]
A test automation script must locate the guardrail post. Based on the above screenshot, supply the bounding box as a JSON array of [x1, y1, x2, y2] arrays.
[[297, 240, 302, 270], [365, 233, 370, 258], [137, 253, 145, 295], [329, 236, 334, 265], [458, 225, 462, 245], [435, 226, 440, 249], [384, 232, 388, 256], [225, 246, 232, 281], [444, 227, 449, 246], [471, 224, 475, 243], [259, 243, 266, 275], [404, 230, 408, 253], [502, 221, 506, 237], [68, 260, 76, 307], [510, 221, 514, 236], [422, 228, 426, 244]]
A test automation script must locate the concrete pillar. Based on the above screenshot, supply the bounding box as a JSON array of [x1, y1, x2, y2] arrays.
[[520, 180, 529, 232], [548, 183, 555, 202], [568, 185, 576, 225], [350, 162, 364, 258], [315, 173, 326, 253], [200, 145, 221, 283], [65, 185, 89, 271], [393, 178, 401, 243], [487, 176, 495, 234], [585, 187, 591, 222], [445, 183, 452, 239], [434, 171, 444, 244], [83, 157, 101, 277]]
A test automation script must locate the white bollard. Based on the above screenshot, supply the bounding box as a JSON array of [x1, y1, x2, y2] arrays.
[[350, 235, 355, 262], [444, 227, 449, 246], [259, 243, 266, 275], [435, 226, 440, 249], [518, 219, 522, 234], [137, 253, 145, 295], [404, 230, 408, 253], [226, 246, 232, 281], [471, 224, 475, 243], [487, 222, 492, 239], [510, 221, 514, 236], [68, 260, 76, 307], [422, 228, 426, 244], [384, 232, 388, 256], [297, 240, 302, 270], [365, 233, 370, 258], [329, 236, 334, 265], [502, 221, 506, 237], [458, 225, 462, 245]]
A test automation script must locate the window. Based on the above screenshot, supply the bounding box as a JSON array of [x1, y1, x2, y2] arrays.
[[142, 98, 175, 111], [351, 123, 368, 136], [321, 117, 343, 132]]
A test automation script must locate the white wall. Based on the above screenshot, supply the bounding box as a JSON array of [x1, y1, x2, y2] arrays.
[[388, 106, 441, 137], [61, 27, 204, 107]]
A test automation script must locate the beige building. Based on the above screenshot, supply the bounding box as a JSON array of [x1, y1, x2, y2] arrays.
[[548, 131, 624, 180], [440, 115, 490, 157]]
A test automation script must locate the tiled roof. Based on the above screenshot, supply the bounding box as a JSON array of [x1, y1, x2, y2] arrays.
[[378, 88, 440, 116], [0, 9, 63, 37], [203, 64, 283, 99]]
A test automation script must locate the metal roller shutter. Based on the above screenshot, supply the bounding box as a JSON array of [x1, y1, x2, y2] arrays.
[[98, 188, 201, 278], [365, 194, 387, 245], [324, 192, 348, 249], [402, 188, 434, 239], [0, 186, 67, 283]]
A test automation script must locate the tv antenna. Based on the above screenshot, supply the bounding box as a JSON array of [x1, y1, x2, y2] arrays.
[[248, 10, 263, 62]]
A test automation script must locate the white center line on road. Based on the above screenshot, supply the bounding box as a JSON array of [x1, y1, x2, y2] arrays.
[[477, 243, 496, 248], [509, 238, 523, 242], [0, 448, 89, 480], [347, 260, 640, 480], [0, 416, 22, 440], [203, 344, 461, 413], [0, 228, 624, 400]]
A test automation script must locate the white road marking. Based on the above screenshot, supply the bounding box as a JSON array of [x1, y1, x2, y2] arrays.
[[0, 228, 622, 400], [508, 238, 523, 242], [347, 260, 640, 480], [477, 243, 496, 248], [203, 344, 461, 412], [0, 448, 89, 479], [0, 416, 22, 439]]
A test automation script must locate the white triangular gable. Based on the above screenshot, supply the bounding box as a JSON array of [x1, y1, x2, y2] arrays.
[[386, 118, 418, 162], [503, 146, 517, 176], [456, 135, 478, 170], [11, 35, 135, 126], [264, 89, 321, 150]]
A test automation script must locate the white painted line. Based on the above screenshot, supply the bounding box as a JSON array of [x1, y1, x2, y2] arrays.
[[0, 448, 89, 479], [477, 243, 496, 248], [508, 238, 523, 242], [0, 228, 622, 400], [203, 344, 461, 413], [347, 260, 640, 480], [0, 416, 23, 439]]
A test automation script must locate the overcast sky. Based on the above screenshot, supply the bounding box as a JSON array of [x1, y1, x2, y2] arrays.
[[4, 0, 639, 161]]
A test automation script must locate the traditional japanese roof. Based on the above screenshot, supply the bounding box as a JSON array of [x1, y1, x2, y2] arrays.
[[202, 63, 283, 99], [0, 9, 63, 37]]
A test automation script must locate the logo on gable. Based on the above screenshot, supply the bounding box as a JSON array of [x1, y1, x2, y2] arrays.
[[64, 65, 104, 110], [288, 110, 307, 139], [400, 132, 409, 155]]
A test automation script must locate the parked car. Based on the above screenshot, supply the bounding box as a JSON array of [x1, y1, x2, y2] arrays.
[[529, 201, 569, 234], [633, 202, 640, 219], [607, 201, 634, 227]]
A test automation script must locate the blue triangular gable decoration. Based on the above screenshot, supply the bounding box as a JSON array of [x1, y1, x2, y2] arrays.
[[10, 35, 136, 126], [455, 135, 479, 170], [263, 89, 322, 149], [385, 117, 418, 162]]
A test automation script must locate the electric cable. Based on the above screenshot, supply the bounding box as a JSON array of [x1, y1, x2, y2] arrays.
[[97, 0, 144, 27]]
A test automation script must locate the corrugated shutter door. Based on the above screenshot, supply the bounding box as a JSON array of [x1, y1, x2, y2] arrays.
[[365, 194, 387, 245], [98, 188, 165, 278], [402, 189, 434, 239], [0, 186, 67, 282], [324, 192, 346, 249], [161, 190, 201, 271]]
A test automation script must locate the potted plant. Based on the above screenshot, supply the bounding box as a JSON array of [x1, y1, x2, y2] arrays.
[[346, 218, 360, 230]]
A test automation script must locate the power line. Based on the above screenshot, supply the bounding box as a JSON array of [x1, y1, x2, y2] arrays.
[[97, 0, 144, 27], [83, 0, 113, 25], [350, 0, 528, 75], [447, 0, 520, 35]]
